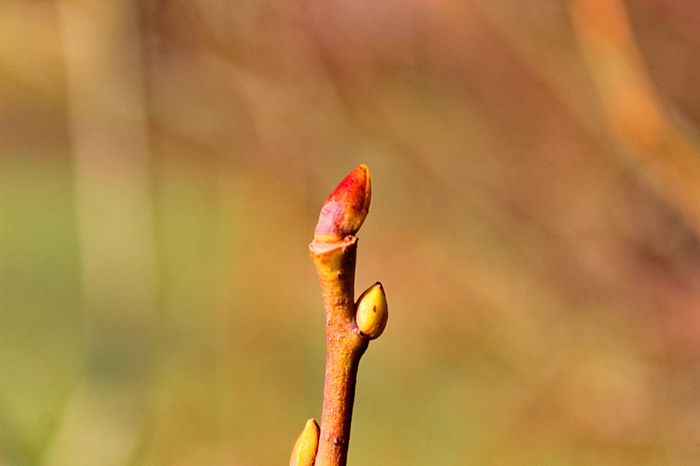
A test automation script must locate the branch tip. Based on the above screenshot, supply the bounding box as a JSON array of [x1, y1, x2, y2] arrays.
[[314, 164, 371, 242]]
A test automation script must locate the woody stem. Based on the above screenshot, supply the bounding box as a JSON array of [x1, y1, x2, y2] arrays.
[[310, 237, 369, 466]]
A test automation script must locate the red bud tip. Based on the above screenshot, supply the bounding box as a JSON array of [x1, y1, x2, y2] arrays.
[[314, 164, 371, 241]]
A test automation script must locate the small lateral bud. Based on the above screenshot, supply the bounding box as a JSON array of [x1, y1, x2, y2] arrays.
[[355, 282, 388, 339], [290, 418, 320, 466], [314, 164, 371, 242]]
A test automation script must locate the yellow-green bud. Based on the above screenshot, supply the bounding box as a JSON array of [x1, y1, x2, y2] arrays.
[[289, 418, 319, 466], [355, 282, 388, 339]]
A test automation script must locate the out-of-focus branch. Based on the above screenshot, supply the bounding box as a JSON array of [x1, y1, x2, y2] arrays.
[[45, 2, 157, 465], [569, 0, 700, 237]]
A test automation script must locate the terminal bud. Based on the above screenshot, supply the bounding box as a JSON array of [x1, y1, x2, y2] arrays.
[[314, 164, 371, 242]]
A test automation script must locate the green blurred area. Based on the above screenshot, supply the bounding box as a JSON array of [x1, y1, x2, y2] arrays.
[[3, 1, 700, 465]]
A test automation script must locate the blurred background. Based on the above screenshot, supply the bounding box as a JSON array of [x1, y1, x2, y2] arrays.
[[3, 0, 700, 464]]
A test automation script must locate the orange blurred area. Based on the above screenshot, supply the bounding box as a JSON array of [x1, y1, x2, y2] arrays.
[[3, 0, 700, 465]]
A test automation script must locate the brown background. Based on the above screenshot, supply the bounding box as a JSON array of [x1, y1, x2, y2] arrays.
[[2, 1, 700, 464]]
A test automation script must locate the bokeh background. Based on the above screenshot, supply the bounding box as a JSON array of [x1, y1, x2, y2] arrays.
[[3, 0, 700, 464]]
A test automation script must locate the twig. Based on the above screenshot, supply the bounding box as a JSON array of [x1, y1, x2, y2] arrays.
[[290, 164, 388, 466]]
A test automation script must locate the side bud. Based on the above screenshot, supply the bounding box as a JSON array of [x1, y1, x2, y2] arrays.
[[314, 164, 371, 242], [355, 282, 388, 340], [290, 418, 320, 466]]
